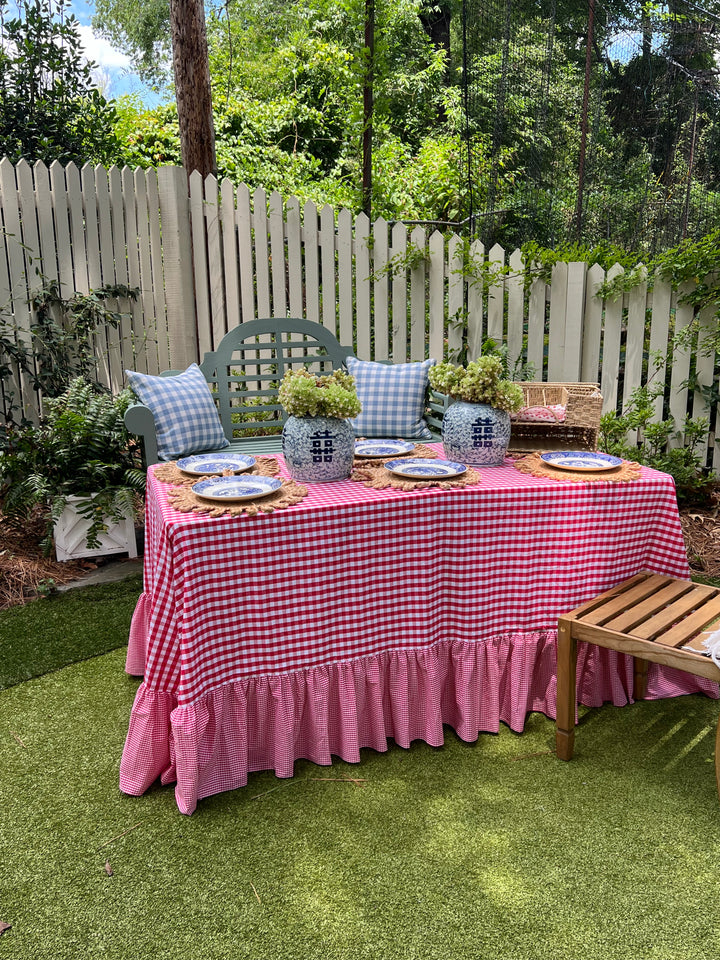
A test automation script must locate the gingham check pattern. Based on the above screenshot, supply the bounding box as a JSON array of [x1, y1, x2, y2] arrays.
[[346, 356, 436, 439], [126, 363, 229, 461], [120, 447, 718, 813]]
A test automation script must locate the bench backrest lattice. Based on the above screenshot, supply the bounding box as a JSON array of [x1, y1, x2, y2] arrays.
[[199, 318, 355, 441]]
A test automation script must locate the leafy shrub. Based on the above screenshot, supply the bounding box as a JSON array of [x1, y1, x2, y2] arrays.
[[598, 384, 717, 506]]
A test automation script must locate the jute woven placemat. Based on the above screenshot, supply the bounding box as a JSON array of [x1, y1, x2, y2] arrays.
[[513, 453, 642, 483], [352, 442, 439, 466], [166, 478, 308, 517], [350, 461, 482, 491], [153, 456, 281, 487]]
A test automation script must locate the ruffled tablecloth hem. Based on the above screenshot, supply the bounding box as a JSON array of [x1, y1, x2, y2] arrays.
[[119, 632, 718, 814]]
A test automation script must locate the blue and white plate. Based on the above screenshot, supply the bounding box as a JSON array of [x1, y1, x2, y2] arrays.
[[540, 451, 623, 472], [355, 439, 415, 458], [385, 458, 467, 479], [177, 453, 256, 476], [192, 476, 282, 502]]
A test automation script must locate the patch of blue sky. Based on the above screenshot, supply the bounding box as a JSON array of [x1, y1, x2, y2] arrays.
[[69, 0, 165, 107]]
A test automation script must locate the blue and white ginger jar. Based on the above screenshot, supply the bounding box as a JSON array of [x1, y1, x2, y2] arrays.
[[282, 415, 355, 482], [442, 400, 511, 466]]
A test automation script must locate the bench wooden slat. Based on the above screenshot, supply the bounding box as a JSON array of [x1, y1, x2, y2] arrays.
[[580, 574, 671, 625], [630, 584, 719, 640], [560, 573, 651, 620], [653, 594, 720, 648], [605, 578, 696, 633]]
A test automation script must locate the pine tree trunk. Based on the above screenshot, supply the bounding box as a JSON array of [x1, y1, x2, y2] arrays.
[[169, 0, 216, 178]]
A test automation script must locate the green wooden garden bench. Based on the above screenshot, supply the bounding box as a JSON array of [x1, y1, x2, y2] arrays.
[[125, 316, 445, 464]]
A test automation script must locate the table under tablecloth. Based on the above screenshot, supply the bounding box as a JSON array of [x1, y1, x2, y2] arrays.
[[120, 447, 718, 813]]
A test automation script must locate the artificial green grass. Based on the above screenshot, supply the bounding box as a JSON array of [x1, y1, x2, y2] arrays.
[[0, 574, 143, 690], [2, 647, 720, 960]]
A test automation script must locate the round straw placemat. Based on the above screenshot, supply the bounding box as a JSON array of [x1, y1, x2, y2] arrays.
[[153, 456, 281, 487], [166, 478, 307, 516], [513, 452, 641, 483], [350, 460, 482, 491]]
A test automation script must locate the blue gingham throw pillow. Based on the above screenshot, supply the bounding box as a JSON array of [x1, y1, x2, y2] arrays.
[[346, 357, 436, 440], [126, 363, 229, 461]]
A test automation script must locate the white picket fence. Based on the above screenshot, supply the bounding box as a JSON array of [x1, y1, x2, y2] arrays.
[[1, 158, 718, 467]]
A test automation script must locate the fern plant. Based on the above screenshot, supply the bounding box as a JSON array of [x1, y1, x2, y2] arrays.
[[0, 378, 145, 554]]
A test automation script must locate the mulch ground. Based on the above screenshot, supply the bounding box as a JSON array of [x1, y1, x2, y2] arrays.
[[1, 496, 719, 610], [0, 512, 101, 610]]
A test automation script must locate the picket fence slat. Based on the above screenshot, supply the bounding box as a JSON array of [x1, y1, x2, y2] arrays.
[[221, 178, 241, 333], [109, 165, 134, 378], [410, 225, 426, 362], [269, 190, 286, 319], [303, 200, 320, 327], [487, 242, 505, 346], [66, 162, 89, 296], [648, 277, 673, 422], [34, 161, 57, 286], [526, 273, 545, 377], [0, 158, 39, 421], [506, 248, 524, 369], [1, 161, 716, 467], [49, 161, 73, 300], [133, 168, 160, 375], [548, 262, 568, 382], [320, 204, 336, 335], [600, 264, 624, 414], [338, 209, 353, 348], [446, 234, 463, 364], [188, 171, 211, 358], [237, 184, 256, 329], [372, 218, 389, 361], [145, 170, 169, 372], [581, 262, 605, 385], [428, 230, 445, 365], [669, 284, 695, 448], [693, 305, 717, 456], [121, 166, 148, 375], [390, 222, 407, 362], [467, 239, 484, 361], [564, 261, 586, 381], [287, 196, 303, 319], [98, 163, 121, 386], [355, 212, 371, 360], [253, 186, 271, 319]]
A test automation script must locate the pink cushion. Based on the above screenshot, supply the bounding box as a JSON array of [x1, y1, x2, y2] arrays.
[[511, 403, 566, 423]]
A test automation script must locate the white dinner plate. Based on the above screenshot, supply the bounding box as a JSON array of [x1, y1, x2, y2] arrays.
[[539, 451, 623, 472], [384, 458, 467, 479], [354, 440, 416, 458], [192, 476, 283, 502], [177, 453, 256, 475]]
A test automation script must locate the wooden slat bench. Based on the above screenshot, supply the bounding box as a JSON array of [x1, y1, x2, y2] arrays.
[[555, 572, 720, 798]]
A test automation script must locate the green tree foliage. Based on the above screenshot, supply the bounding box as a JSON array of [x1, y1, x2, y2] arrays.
[[103, 0, 720, 238], [0, 0, 119, 165]]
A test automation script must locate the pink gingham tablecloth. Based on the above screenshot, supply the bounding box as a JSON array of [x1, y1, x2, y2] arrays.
[[120, 448, 717, 813]]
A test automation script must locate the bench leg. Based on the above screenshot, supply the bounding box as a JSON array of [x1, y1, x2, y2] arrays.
[[633, 658, 649, 700], [556, 617, 577, 761]]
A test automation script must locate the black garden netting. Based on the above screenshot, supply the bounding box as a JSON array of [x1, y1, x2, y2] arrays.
[[460, 0, 720, 252]]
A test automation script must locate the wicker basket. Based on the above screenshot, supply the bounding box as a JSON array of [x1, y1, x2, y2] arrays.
[[508, 382, 603, 454]]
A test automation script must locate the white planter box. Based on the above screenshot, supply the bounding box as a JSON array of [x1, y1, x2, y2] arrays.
[[54, 496, 138, 563]]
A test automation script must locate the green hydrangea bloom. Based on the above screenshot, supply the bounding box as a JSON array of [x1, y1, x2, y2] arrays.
[[279, 368, 362, 419], [428, 355, 524, 412]]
